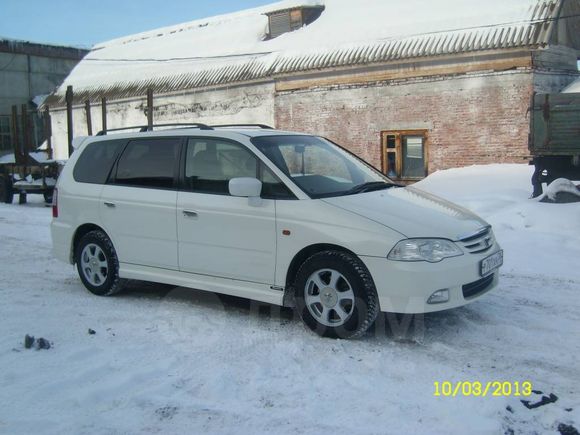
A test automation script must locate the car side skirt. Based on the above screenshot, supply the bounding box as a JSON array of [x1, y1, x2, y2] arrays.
[[119, 263, 284, 306]]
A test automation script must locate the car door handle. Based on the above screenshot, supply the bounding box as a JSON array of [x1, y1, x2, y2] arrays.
[[104, 202, 116, 208], [182, 210, 198, 218]]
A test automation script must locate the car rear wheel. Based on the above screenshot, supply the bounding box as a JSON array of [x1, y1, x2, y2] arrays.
[[75, 230, 126, 296], [294, 250, 379, 339]]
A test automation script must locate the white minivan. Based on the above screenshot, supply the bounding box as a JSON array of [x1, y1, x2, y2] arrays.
[[51, 125, 503, 338]]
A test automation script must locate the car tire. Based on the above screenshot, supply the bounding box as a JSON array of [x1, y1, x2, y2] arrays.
[[294, 250, 379, 339], [75, 230, 127, 296], [0, 175, 14, 204]]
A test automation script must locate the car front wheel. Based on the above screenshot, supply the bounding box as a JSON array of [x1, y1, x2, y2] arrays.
[[294, 250, 379, 339]]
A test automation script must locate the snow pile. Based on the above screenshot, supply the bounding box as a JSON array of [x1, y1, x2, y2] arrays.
[[543, 178, 580, 202], [416, 164, 580, 280], [0, 164, 578, 434]]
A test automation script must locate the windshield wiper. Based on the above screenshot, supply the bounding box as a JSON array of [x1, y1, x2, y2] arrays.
[[343, 181, 400, 196]]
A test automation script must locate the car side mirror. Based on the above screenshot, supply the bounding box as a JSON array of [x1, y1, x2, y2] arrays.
[[229, 177, 262, 198]]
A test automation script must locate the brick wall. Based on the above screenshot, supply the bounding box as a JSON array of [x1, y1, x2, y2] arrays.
[[274, 71, 535, 175]]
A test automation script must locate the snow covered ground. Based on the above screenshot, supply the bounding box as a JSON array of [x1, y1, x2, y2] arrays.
[[0, 164, 578, 434]]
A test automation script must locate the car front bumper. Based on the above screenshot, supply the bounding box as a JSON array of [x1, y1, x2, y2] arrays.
[[360, 246, 501, 314]]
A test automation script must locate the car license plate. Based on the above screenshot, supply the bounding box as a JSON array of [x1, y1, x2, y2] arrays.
[[480, 250, 503, 276]]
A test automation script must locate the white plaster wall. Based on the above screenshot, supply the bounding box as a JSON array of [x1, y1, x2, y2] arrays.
[[50, 82, 275, 160]]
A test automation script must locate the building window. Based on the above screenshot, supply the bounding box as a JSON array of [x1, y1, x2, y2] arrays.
[[265, 6, 324, 39], [0, 116, 11, 151], [381, 130, 428, 180]]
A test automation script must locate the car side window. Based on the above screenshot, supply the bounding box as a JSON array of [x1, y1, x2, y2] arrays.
[[185, 138, 295, 199], [114, 138, 180, 189], [73, 139, 125, 184], [185, 138, 256, 194]]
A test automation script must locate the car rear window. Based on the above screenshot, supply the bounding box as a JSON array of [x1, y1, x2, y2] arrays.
[[73, 139, 125, 184]]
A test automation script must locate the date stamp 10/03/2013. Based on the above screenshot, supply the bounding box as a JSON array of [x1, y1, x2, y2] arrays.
[[434, 381, 533, 398]]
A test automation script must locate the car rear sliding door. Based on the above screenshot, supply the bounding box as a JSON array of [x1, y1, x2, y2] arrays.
[[100, 137, 181, 270]]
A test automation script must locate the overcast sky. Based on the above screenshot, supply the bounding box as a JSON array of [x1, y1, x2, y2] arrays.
[[1, 0, 275, 48]]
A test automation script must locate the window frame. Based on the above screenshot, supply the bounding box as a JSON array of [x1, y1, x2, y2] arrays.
[[380, 130, 429, 181], [178, 136, 297, 200], [108, 136, 185, 191]]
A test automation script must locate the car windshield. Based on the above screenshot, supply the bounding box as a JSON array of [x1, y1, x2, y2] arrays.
[[251, 135, 396, 198]]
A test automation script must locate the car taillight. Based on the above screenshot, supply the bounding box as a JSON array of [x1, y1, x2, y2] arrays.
[[52, 188, 58, 218]]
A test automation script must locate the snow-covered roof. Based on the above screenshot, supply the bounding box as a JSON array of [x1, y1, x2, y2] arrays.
[[46, 0, 563, 106], [32, 94, 49, 107], [0, 150, 54, 165]]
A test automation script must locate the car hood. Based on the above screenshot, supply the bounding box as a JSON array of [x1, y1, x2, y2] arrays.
[[322, 186, 489, 240]]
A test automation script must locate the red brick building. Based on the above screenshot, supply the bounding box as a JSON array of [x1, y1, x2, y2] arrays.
[[46, 0, 580, 181]]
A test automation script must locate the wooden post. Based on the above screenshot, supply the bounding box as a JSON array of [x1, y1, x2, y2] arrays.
[[21, 104, 30, 155], [84, 100, 93, 136], [101, 97, 107, 134], [146, 88, 153, 131], [44, 106, 53, 160], [11, 105, 23, 165], [65, 85, 74, 157]]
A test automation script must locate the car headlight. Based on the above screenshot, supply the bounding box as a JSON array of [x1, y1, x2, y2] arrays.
[[387, 239, 463, 263]]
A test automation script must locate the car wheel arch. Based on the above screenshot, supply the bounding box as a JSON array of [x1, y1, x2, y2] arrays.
[[71, 223, 110, 264], [283, 243, 358, 307]]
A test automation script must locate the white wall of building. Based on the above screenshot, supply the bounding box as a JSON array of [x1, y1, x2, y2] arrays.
[[50, 82, 275, 160]]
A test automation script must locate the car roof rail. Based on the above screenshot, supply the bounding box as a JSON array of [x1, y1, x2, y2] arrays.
[[95, 126, 147, 136], [139, 123, 214, 132], [95, 123, 214, 136], [211, 124, 274, 129]]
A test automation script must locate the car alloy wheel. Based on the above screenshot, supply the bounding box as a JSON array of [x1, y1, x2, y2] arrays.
[[80, 243, 109, 286], [304, 268, 355, 327]]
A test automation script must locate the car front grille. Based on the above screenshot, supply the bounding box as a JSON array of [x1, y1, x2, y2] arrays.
[[458, 226, 495, 254], [462, 274, 495, 299]]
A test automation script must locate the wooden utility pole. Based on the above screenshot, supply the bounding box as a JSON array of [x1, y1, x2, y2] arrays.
[[84, 100, 93, 136], [146, 88, 153, 131], [65, 85, 74, 156], [101, 97, 107, 134], [44, 106, 53, 160]]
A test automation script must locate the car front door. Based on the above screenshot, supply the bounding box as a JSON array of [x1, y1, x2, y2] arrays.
[[100, 137, 181, 270], [176, 137, 279, 284]]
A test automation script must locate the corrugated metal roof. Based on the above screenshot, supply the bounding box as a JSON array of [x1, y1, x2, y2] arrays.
[[45, 0, 564, 107]]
